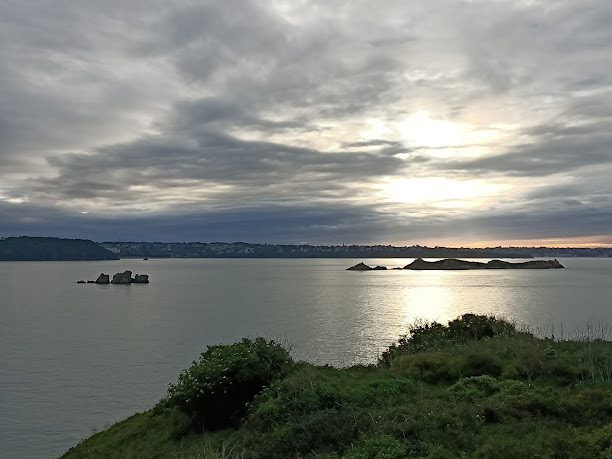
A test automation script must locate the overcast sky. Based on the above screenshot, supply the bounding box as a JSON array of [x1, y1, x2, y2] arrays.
[[1, 0, 611, 245]]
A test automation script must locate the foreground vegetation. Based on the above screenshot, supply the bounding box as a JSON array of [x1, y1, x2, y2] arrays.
[[62, 315, 612, 458]]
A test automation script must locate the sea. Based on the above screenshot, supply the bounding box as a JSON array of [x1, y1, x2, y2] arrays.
[[1, 257, 611, 458]]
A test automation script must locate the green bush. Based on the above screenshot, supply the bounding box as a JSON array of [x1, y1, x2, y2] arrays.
[[509, 345, 583, 383], [160, 337, 293, 431], [447, 314, 516, 342], [380, 314, 517, 365], [449, 375, 500, 401], [380, 322, 449, 364], [242, 407, 371, 457], [345, 434, 409, 459], [473, 426, 590, 459], [582, 422, 612, 456], [459, 351, 504, 378], [392, 352, 459, 383]]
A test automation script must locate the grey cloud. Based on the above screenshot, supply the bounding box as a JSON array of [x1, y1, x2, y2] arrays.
[[0, 200, 392, 243], [168, 98, 309, 133], [35, 124, 405, 208], [342, 139, 404, 148], [437, 128, 612, 177], [2, 193, 611, 245], [1, 0, 612, 243]]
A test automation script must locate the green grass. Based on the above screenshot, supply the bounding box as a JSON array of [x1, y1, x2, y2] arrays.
[[62, 315, 612, 458]]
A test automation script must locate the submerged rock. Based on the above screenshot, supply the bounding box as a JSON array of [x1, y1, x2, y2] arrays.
[[347, 262, 373, 271], [111, 270, 133, 284], [95, 273, 110, 284], [403, 258, 565, 270], [76, 280, 86, 284], [132, 274, 149, 284]]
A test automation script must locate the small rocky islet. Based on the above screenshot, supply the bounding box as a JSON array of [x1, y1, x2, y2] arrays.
[[76, 270, 149, 284], [347, 258, 565, 271]]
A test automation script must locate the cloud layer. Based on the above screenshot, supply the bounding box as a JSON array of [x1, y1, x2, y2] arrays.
[[1, 0, 611, 244]]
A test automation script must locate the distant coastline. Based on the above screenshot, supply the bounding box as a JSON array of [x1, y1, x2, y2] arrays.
[[1, 236, 611, 261], [101, 241, 612, 259]]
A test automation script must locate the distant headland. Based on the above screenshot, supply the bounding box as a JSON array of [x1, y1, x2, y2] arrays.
[[0, 236, 119, 261]]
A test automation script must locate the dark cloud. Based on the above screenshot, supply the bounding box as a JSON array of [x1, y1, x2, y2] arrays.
[[437, 132, 612, 176], [0, 200, 391, 243], [2, 194, 610, 245], [34, 125, 404, 211]]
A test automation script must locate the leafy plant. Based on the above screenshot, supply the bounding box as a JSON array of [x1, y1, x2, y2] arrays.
[[447, 314, 516, 342], [160, 338, 293, 431], [380, 314, 517, 365]]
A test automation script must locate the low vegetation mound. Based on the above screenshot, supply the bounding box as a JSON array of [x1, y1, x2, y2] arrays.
[[63, 315, 612, 458]]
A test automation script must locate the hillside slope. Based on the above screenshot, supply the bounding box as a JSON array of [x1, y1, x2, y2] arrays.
[[63, 315, 612, 458]]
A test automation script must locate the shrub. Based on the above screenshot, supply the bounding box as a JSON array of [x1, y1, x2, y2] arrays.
[[345, 434, 409, 459], [242, 408, 371, 457], [423, 445, 456, 458], [582, 422, 612, 456], [473, 428, 589, 458], [449, 376, 500, 401], [380, 322, 449, 364], [160, 338, 293, 431], [459, 351, 504, 378], [498, 379, 531, 396], [510, 348, 546, 379], [380, 315, 517, 365], [392, 352, 459, 384], [447, 314, 516, 342], [509, 345, 583, 383]]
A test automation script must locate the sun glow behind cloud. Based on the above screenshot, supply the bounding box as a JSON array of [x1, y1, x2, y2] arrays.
[[398, 111, 465, 148], [380, 177, 509, 209], [360, 111, 501, 160]]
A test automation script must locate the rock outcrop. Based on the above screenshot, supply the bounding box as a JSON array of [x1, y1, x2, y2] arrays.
[[77, 271, 151, 284], [347, 262, 373, 271], [111, 270, 133, 284], [403, 258, 564, 270], [95, 273, 110, 284], [347, 263, 389, 271], [132, 274, 149, 283]]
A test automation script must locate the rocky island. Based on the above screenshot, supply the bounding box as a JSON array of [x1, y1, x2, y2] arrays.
[[76, 271, 149, 284], [348, 258, 565, 271]]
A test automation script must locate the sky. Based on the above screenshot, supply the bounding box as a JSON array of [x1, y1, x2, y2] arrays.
[[1, 0, 611, 245]]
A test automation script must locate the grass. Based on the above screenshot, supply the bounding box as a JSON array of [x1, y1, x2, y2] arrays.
[[62, 315, 612, 458]]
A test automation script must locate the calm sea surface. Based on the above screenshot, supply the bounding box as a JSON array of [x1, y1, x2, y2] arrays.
[[1, 257, 612, 458]]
